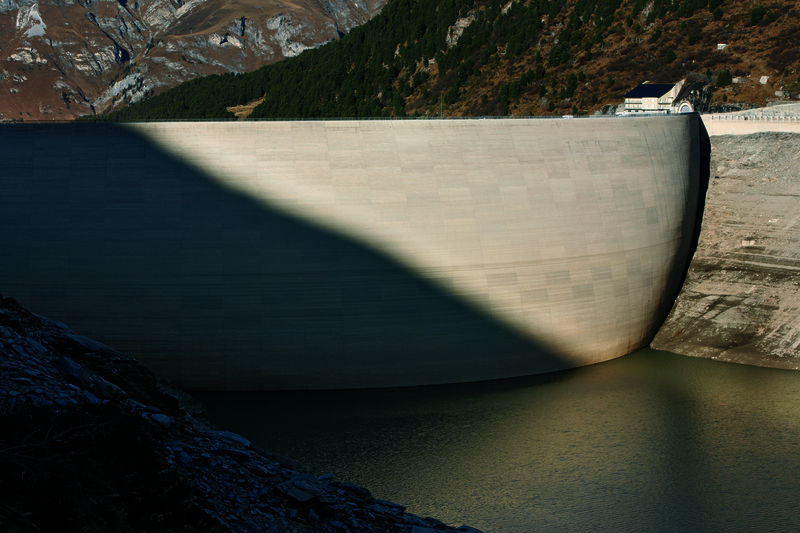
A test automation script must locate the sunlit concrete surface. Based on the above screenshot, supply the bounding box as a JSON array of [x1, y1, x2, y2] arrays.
[[0, 116, 706, 389], [702, 114, 800, 135]]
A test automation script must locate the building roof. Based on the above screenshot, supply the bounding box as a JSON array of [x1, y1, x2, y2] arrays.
[[624, 83, 675, 98]]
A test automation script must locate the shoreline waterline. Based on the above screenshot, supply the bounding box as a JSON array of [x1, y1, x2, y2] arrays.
[[195, 349, 800, 531]]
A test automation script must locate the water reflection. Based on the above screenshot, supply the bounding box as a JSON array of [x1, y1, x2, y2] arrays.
[[194, 350, 800, 531]]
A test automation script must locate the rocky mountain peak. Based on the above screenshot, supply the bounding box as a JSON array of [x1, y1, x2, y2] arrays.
[[0, 0, 388, 121]]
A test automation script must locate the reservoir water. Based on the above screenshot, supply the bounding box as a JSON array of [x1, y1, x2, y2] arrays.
[[194, 349, 800, 531]]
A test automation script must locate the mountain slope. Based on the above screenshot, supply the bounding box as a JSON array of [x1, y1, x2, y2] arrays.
[[99, 0, 800, 121], [0, 0, 387, 121]]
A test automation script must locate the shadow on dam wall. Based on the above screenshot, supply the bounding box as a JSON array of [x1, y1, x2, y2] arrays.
[[0, 123, 568, 389], [669, 116, 711, 311]]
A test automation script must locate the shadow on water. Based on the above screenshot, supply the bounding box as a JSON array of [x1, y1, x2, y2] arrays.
[[196, 350, 800, 532], [0, 122, 567, 389]]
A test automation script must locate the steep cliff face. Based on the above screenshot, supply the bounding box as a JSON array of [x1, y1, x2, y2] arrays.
[[0, 0, 386, 121], [652, 131, 800, 368]]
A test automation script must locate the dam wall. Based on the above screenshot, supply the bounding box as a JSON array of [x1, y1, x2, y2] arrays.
[[0, 116, 705, 389]]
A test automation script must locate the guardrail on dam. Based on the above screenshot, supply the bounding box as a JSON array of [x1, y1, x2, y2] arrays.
[[0, 115, 707, 389]]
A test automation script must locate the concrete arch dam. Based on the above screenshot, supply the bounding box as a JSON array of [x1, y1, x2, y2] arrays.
[[0, 115, 708, 389]]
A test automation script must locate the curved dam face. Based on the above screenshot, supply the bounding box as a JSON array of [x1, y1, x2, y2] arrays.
[[0, 116, 705, 389]]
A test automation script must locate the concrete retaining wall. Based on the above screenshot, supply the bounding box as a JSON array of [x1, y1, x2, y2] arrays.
[[0, 116, 705, 389], [701, 114, 800, 136]]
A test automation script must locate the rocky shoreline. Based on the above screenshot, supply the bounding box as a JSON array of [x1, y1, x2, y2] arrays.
[[0, 294, 480, 533], [652, 131, 800, 369]]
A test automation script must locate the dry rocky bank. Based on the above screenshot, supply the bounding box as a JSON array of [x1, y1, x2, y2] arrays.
[[652, 130, 800, 368]]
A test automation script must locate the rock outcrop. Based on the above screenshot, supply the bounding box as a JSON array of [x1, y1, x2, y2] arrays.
[[652, 132, 800, 368], [0, 0, 387, 121], [0, 293, 480, 532]]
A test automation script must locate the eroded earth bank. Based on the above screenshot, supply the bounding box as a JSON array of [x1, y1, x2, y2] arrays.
[[652, 132, 800, 368]]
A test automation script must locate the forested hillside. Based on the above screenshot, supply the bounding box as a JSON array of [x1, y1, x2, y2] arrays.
[[98, 0, 799, 120]]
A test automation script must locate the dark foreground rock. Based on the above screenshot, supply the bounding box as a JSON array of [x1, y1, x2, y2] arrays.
[[0, 294, 481, 533], [652, 132, 800, 368]]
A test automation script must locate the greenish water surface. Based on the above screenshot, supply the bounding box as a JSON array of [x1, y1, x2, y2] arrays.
[[194, 349, 800, 532]]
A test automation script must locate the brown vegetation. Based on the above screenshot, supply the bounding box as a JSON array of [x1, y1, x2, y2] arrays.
[[418, 0, 800, 116]]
